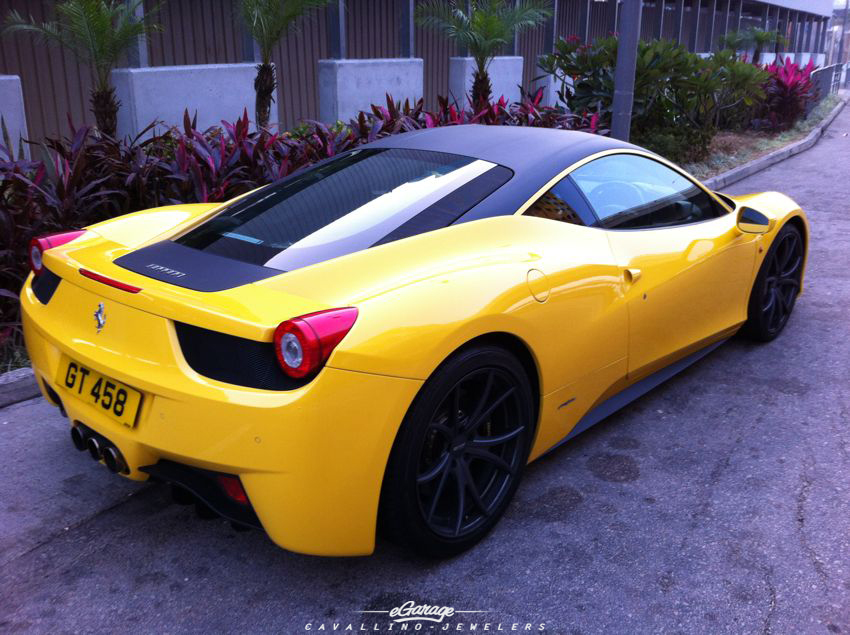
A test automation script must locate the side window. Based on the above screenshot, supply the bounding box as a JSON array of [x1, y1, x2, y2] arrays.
[[524, 176, 596, 227], [571, 154, 725, 230]]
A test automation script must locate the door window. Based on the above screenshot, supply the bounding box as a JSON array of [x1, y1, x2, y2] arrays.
[[570, 154, 725, 229]]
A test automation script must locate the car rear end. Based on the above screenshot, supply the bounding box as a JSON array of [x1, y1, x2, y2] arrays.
[[20, 145, 522, 555], [21, 232, 421, 555]]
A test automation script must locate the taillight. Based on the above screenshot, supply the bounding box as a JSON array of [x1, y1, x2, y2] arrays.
[[29, 230, 86, 275], [273, 307, 359, 379]]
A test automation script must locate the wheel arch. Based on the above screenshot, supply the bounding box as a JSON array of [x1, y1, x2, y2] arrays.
[[784, 214, 808, 250], [451, 331, 542, 430]]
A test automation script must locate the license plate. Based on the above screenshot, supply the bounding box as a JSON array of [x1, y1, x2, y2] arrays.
[[57, 359, 143, 428]]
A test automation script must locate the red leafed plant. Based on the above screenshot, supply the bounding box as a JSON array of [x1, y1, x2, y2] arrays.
[[756, 58, 816, 131]]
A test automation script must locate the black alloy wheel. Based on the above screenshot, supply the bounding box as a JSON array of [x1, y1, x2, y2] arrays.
[[744, 223, 804, 342], [380, 345, 534, 557]]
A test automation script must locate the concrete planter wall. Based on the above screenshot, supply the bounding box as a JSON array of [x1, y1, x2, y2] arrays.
[[0, 75, 29, 157], [112, 63, 257, 138], [318, 58, 424, 123], [448, 56, 523, 106]]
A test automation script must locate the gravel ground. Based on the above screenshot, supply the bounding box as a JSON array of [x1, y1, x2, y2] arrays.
[[1, 109, 849, 634]]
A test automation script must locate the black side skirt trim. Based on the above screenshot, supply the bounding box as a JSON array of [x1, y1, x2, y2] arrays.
[[545, 338, 728, 455]]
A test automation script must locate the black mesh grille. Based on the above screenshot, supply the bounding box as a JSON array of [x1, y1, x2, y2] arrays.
[[174, 322, 306, 391], [32, 268, 61, 304]]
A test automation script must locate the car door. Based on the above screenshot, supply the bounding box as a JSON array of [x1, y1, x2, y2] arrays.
[[569, 153, 759, 380]]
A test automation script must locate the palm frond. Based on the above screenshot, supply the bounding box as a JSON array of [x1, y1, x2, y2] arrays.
[[2, 1, 161, 91], [241, 0, 332, 64], [417, 0, 551, 67]]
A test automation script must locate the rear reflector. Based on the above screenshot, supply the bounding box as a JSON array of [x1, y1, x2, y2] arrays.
[[216, 475, 249, 505], [80, 269, 142, 293]]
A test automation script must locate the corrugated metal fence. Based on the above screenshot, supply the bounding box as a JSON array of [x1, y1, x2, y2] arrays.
[[0, 0, 827, 142]]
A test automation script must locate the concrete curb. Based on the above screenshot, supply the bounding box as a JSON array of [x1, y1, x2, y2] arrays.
[[0, 367, 39, 409], [704, 96, 849, 191]]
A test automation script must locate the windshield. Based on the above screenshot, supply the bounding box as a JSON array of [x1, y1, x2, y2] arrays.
[[175, 148, 510, 272]]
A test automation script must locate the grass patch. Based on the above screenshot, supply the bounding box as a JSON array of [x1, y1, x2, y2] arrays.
[[684, 95, 842, 180]]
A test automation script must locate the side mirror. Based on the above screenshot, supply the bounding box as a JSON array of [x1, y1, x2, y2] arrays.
[[737, 207, 774, 234]]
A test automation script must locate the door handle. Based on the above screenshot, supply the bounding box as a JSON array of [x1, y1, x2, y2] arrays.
[[623, 268, 642, 284]]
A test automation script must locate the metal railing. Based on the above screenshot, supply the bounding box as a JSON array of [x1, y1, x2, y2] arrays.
[[809, 63, 847, 113]]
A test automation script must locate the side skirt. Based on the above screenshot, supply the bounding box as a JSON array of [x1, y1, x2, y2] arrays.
[[544, 338, 728, 455]]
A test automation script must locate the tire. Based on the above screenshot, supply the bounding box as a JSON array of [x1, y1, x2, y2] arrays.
[[742, 223, 804, 342], [379, 345, 535, 558]]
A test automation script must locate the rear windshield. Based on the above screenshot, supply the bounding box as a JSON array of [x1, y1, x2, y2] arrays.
[[175, 148, 511, 272]]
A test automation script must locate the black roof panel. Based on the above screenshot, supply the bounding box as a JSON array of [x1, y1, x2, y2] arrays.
[[362, 126, 644, 223]]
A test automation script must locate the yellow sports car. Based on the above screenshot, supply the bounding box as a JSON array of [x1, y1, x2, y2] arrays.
[[21, 126, 808, 557]]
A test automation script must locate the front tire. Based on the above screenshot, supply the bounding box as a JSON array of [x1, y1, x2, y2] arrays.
[[379, 345, 534, 558], [742, 223, 804, 342]]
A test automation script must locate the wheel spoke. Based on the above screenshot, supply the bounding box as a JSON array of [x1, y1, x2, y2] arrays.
[[464, 387, 516, 434], [779, 287, 796, 311], [465, 446, 515, 474], [767, 289, 781, 329], [426, 457, 453, 522], [452, 463, 466, 536], [780, 254, 802, 279], [449, 386, 461, 430], [471, 425, 525, 447], [417, 452, 450, 485], [459, 458, 490, 517], [467, 370, 494, 427]]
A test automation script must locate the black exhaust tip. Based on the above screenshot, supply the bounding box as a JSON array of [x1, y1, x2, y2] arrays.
[[102, 446, 128, 474], [70, 426, 88, 451], [86, 436, 102, 461]]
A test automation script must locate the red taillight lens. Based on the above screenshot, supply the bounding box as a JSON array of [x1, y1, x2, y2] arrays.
[[273, 307, 359, 379], [29, 230, 86, 275], [216, 475, 249, 505]]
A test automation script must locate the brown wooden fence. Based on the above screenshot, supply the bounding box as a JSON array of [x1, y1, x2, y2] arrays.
[[0, 0, 827, 143]]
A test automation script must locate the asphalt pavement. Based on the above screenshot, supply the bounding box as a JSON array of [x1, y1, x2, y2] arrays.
[[2, 109, 849, 634]]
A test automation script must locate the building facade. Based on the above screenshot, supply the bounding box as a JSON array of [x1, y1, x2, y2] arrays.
[[0, 0, 836, 143]]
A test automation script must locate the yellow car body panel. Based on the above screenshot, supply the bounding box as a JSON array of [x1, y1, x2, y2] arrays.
[[21, 145, 809, 556]]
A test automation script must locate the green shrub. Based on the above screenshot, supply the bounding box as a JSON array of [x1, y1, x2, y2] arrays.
[[539, 37, 767, 162]]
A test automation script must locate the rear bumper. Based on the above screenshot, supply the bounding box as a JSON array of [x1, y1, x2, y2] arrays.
[[21, 277, 422, 556]]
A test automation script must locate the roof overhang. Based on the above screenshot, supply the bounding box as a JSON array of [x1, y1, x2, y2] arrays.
[[756, 0, 833, 17]]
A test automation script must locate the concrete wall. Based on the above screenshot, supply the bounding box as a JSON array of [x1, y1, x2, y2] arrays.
[[318, 58, 424, 123], [0, 75, 28, 157], [448, 56, 524, 107], [112, 63, 256, 138]]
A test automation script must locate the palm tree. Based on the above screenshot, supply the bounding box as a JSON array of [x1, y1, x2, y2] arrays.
[[2, 0, 160, 137], [240, 0, 332, 129], [719, 27, 786, 65], [416, 0, 552, 108], [748, 28, 785, 65]]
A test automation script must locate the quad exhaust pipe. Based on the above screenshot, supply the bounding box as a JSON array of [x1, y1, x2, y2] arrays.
[[70, 423, 128, 474]]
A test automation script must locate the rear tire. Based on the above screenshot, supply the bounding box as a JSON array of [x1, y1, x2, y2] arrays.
[[742, 223, 804, 342], [379, 345, 534, 558]]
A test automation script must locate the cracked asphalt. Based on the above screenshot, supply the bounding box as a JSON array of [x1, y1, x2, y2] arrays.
[[2, 106, 849, 634]]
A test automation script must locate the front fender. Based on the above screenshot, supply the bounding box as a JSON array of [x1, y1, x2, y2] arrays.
[[726, 190, 809, 291]]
